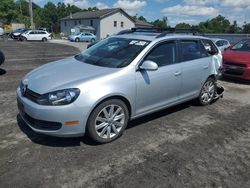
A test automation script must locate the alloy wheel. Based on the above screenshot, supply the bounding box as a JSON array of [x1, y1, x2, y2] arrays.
[[95, 105, 125, 139]]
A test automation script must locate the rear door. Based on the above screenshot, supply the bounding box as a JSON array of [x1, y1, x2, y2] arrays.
[[135, 40, 182, 115], [178, 39, 210, 100]]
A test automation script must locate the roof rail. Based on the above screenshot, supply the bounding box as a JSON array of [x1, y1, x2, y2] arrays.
[[116, 27, 203, 37], [156, 28, 203, 38], [116, 27, 164, 35]]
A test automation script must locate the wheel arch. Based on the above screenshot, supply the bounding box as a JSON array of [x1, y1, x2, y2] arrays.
[[84, 94, 133, 133], [89, 95, 132, 118]]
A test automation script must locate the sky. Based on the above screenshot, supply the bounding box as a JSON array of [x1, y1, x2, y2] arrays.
[[33, 0, 250, 26]]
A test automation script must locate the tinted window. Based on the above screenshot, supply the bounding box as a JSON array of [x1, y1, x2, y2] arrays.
[[85, 33, 92, 36], [145, 42, 176, 67], [180, 40, 204, 61], [29, 31, 35, 34]]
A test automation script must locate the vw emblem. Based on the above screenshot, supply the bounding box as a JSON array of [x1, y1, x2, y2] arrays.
[[21, 84, 27, 96]]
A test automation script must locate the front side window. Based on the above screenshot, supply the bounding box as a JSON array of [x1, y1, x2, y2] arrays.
[[75, 37, 149, 68], [145, 41, 176, 67]]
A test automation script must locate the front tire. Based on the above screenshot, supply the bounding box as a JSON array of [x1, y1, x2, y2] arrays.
[[75, 38, 80, 42], [42, 37, 47, 42], [87, 99, 129, 143], [197, 78, 216, 106]]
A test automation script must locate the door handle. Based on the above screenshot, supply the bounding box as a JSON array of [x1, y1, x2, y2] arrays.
[[203, 65, 209, 69], [174, 71, 182, 76]]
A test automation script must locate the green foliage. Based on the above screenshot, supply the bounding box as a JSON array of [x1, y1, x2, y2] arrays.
[[0, 0, 18, 23], [198, 15, 231, 33], [243, 22, 250, 33], [151, 17, 168, 29], [175, 23, 191, 29]]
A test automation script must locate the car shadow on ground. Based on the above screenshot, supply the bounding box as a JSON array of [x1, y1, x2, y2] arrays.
[[220, 77, 250, 85], [0, 68, 6, 75], [17, 101, 195, 147]]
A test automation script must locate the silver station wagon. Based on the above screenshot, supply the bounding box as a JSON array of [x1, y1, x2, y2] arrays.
[[17, 28, 223, 143]]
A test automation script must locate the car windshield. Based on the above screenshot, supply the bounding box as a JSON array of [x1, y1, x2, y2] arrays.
[[232, 39, 250, 51], [75, 37, 150, 68]]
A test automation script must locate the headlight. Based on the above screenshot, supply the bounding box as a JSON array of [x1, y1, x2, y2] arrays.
[[37, 88, 80, 106]]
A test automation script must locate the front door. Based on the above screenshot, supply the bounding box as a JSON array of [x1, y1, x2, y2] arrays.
[[135, 41, 182, 115]]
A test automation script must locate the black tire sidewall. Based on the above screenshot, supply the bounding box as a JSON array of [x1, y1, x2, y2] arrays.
[[75, 38, 80, 42], [198, 78, 216, 106], [86, 99, 129, 143], [42, 37, 47, 42]]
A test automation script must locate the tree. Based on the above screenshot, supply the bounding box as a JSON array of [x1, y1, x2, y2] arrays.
[[0, 0, 18, 23], [243, 22, 250, 33], [175, 22, 191, 29], [198, 15, 231, 33], [151, 16, 168, 29]]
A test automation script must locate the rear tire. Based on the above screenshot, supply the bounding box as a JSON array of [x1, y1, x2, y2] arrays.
[[197, 78, 216, 106], [75, 38, 80, 42], [87, 99, 129, 143], [90, 38, 95, 43], [42, 37, 47, 42]]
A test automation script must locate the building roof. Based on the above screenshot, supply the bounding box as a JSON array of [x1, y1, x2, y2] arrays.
[[134, 19, 153, 27], [61, 8, 153, 27], [61, 8, 124, 20]]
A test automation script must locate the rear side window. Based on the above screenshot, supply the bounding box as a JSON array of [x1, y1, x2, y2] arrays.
[[179, 40, 207, 62], [145, 41, 176, 67], [201, 39, 219, 56]]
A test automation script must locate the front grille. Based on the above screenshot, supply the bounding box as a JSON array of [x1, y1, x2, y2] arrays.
[[223, 62, 247, 68], [24, 88, 41, 103], [23, 113, 62, 131]]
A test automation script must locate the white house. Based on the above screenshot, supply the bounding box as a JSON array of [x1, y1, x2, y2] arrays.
[[60, 8, 153, 40]]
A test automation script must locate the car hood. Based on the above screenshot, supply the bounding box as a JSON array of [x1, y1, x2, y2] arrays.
[[223, 50, 250, 65], [23, 56, 118, 94]]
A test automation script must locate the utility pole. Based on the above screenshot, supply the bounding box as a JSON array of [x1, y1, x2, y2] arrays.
[[29, 0, 34, 29]]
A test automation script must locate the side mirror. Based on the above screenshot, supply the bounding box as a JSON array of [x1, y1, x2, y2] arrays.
[[139, 60, 158, 71]]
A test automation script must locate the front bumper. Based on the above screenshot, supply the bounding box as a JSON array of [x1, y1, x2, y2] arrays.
[[16, 87, 87, 137], [223, 64, 250, 80]]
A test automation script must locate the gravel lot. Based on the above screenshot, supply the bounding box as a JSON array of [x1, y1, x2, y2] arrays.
[[0, 41, 250, 188]]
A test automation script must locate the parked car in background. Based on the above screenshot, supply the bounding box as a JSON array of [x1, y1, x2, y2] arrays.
[[223, 38, 250, 81], [68, 32, 96, 43], [20, 30, 52, 41], [0, 27, 4, 36], [17, 28, 223, 143], [9, 28, 29, 40], [212, 38, 230, 52], [0, 50, 5, 66]]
